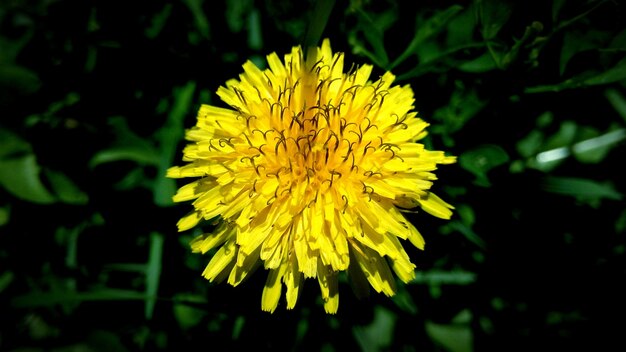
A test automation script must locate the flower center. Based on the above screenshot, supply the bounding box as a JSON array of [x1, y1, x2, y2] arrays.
[[232, 68, 401, 213]]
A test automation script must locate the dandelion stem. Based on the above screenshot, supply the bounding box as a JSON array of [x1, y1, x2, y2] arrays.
[[303, 0, 335, 51]]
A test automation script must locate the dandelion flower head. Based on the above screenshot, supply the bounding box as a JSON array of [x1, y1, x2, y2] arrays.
[[167, 39, 455, 313]]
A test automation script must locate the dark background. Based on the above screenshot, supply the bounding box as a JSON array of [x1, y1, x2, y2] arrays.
[[1, 0, 625, 351]]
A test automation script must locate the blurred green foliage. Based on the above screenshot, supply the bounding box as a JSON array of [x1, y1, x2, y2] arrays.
[[1, 0, 625, 351]]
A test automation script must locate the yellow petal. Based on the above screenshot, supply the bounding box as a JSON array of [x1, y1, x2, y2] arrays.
[[317, 263, 339, 314], [166, 162, 228, 178], [308, 202, 323, 251], [352, 64, 373, 86], [350, 241, 396, 296], [294, 216, 318, 278], [347, 249, 371, 299], [261, 263, 287, 313], [190, 225, 234, 254], [390, 255, 416, 283], [406, 221, 426, 250], [356, 199, 406, 237], [331, 213, 349, 256], [260, 225, 285, 262], [220, 188, 251, 219], [228, 245, 261, 286], [264, 229, 287, 270], [177, 211, 203, 232], [284, 256, 302, 309], [238, 199, 286, 255], [266, 52, 287, 78], [202, 240, 237, 281], [191, 186, 226, 220], [184, 126, 213, 142], [172, 179, 217, 202], [419, 192, 454, 219], [197, 104, 241, 129]]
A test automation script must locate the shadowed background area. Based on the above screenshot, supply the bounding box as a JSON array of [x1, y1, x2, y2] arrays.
[[1, 0, 625, 351]]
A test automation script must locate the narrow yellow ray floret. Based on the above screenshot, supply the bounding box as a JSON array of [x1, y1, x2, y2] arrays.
[[168, 39, 455, 313]]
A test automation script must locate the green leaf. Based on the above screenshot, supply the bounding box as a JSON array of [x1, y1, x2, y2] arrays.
[[516, 130, 544, 158], [543, 121, 577, 150], [348, 34, 388, 69], [352, 306, 396, 352], [616, 210, 626, 234], [528, 125, 625, 171], [145, 232, 164, 320], [247, 9, 263, 50], [348, 5, 397, 68], [444, 204, 485, 249], [85, 330, 130, 352], [605, 88, 626, 123], [24, 92, 81, 128], [0, 154, 56, 204], [551, 0, 567, 23], [609, 28, 626, 49], [294, 310, 310, 345], [0, 271, 14, 293], [145, 3, 173, 38], [105, 263, 146, 273], [411, 270, 476, 285], [584, 57, 626, 86], [44, 169, 89, 205], [397, 42, 485, 80], [232, 315, 246, 340], [89, 146, 161, 168], [536, 111, 554, 128], [225, 0, 254, 33], [90, 116, 161, 168], [526, 120, 575, 171], [390, 4, 464, 69], [446, 5, 476, 47], [457, 52, 497, 73], [112, 168, 153, 190], [0, 205, 9, 226], [432, 88, 487, 139], [303, 0, 335, 48], [154, 81, 196, 206], [0, 128, 32, 158], [183, 0, 211, 39], [477, 0, 513, 40], [173, 293, 207, 330], [55, 226, 79, 269], [498, 21, 544, 69], [0, 64, 41, 103], [526, 58, 626, 93], [207, 313, 228, 333], [542, 176, 623, 202], [573, 127, 625, 163], [559, 30, 603, 76], [447, 221, 486, 249], [12, 289, 148, 308], [426, 312, 473, 352], [457, 204, 476, 227], [0, 27, 34, 64], [458, 144, 509, 186], [391, 284, 418, 315]]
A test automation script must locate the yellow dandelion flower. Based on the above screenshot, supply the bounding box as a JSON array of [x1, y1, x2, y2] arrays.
[[168, 39, 455, 314]]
